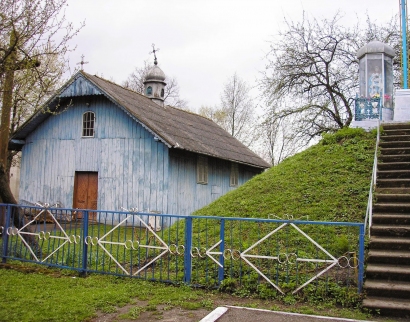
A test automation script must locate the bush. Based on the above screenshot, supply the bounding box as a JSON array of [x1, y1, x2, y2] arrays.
[[321, 127, 367, 145]]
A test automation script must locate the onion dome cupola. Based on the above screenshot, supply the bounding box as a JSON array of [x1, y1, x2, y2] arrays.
[[144, 44, 167, 107]]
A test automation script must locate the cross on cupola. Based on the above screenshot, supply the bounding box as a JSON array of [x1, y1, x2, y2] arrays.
[[77, 54, 89, 71], [149, 44, 160, 65], [144, 44, 167, 107]]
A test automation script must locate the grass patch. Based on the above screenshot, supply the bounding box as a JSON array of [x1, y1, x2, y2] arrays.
[[0, 128, 380, 320], [194, 127, 375, 221], [0, 262, 208, 322]]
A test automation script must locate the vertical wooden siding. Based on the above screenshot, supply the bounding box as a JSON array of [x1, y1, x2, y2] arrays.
[[18, 94, 263, 220], [168, 152, 263, 216], [19, 96, 169, 215]]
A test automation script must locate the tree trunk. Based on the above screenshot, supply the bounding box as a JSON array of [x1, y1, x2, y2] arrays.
[[0, 163, 40, 256], [0, 32, 16, 172]]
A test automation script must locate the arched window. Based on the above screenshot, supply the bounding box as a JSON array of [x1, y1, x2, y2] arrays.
[[82, 111, 95, 137], [146, 86, 152, 95], [161, 88, 164, 98]]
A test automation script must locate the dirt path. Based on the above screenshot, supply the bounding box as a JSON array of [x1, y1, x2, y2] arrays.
[[90, 295, 407, 322]]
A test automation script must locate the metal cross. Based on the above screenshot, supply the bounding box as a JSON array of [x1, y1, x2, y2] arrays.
[[149, 44, 160, 65], [77, 54, 89, 71]]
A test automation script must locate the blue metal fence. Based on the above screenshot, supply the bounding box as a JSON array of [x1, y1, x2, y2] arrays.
[[0, 204, 365, 296]]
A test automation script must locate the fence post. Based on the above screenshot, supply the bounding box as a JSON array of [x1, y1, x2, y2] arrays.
[[184, 216, 192, 284], [2, 205, 12, 263], [218, 219, 225, 284], [358, 224, 365, 293], [81, 210, 89, 276]]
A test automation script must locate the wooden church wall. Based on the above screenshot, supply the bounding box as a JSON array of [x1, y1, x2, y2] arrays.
[[167, 151, 262, 217], [19, 96, 169, 217]]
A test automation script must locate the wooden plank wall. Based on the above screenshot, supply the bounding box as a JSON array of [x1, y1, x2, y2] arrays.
[[19, 93, 263, 221], [167, 151, 263, 217], [19, 96, 169, 215]]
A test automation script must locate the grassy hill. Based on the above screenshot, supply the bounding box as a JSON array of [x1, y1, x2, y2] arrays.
[[194, 127, 376, 223]]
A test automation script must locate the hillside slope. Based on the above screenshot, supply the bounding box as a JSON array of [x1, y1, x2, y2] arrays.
[[194, 128, 376, 223]]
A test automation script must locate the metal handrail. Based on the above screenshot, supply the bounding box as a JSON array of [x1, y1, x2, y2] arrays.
[[364, 119, 381, 236]]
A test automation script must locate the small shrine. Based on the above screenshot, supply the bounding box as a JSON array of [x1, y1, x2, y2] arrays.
[[355, 40, 395, 122]]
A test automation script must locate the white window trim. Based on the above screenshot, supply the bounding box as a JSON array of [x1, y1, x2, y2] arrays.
[[82, 111, 95, 138], [197, 156, 208, 184]]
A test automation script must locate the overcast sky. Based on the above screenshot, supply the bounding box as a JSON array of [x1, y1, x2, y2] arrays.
[[64, 0, 398, 112]]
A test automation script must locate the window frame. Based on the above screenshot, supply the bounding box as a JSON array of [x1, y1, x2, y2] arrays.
[[197, 156, 208, 185], [230, 163, 239, 187], [82, 111, 96, 138]]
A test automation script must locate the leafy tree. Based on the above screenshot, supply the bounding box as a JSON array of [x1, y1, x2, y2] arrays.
[[0, 0, 83, 204], [123, 60, 188, 109], [260, 12, 400, 142]]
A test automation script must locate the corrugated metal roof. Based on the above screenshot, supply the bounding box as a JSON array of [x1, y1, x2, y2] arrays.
[[10, 71, 271, 169]]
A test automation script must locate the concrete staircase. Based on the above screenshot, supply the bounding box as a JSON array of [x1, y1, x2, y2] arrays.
[[363, 123, 410, 318]]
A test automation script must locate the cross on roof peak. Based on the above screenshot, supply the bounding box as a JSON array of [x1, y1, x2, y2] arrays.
[[77, 54, 89, 71], [149, 44, 160, 65]]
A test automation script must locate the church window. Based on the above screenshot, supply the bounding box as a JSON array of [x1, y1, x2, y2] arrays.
[[230, 163, 239, 186], [161, 88, 164, 98], [147, 86, 152, 95], [82, 111, 95, 137], [197, 156, 208, 184]]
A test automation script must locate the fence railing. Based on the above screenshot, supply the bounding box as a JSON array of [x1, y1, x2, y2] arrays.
[[0, 204, 365, 296], [364, 120, 380, 236]]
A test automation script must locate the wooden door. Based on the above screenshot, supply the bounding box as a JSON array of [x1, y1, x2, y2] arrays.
[[73, 172, 98, 221]]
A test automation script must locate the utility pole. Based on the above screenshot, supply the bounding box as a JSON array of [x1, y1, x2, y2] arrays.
[[401, 0, 408, 89]]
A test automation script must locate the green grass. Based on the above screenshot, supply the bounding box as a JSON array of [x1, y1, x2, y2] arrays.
[[144, 127, 376, 304], [194, 127, 376, 221], [0, 128, 380, 321], [0, 263, 207, 322], [0, 262, 384, 322]]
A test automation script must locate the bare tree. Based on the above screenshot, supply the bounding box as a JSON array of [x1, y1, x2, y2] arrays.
[[257, 103, 308, 165], [123, 61, 189, 109], [0, 0, 84, 204], [260, 12, 400, 142], [200, 73, 258, 148]]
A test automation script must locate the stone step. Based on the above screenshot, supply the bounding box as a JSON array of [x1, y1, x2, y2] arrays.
[[379, 154, 410, 162], [372, 213, 410, 225], [378, 162, 410, 171], [371, 224, 410, 237], [380, 147, 410, 155], [369, 236, 410, 251], [364, 280, 410, 298], [377, 178, 410, 188], [376, 187, 410, 194], [373, 202, 410, 212], [379, 140, 410, 148], [375, 193, 410, 202], [377, 170, 410, 179], [365, 264, 410, 281], [382, 123, 410, 131], [380, 126, 410, 137], [381, 134, 410, 142], [362, 297, 410, 318], [367, 249, 410, 265]]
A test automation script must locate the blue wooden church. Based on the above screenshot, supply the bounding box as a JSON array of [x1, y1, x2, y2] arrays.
[[9, 62, 270, 220]]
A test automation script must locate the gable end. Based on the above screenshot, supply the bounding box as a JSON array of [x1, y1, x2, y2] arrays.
[[60, 75, 102, 97]]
